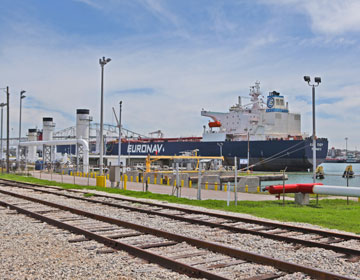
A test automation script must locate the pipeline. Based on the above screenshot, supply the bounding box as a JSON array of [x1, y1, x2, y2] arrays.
[[266, 183, 360, 198], [266, 183, 323, 194]]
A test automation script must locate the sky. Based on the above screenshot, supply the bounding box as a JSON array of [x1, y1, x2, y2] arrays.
[[1, 0, 360, 149]]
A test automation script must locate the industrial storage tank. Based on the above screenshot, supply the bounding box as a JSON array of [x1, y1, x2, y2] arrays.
[[27, 128, 37, 162], [42, 117, 55, 141], [76, 109, 91, 142]]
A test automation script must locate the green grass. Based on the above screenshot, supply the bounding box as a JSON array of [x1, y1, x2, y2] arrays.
[[1, 173, 359, 234]]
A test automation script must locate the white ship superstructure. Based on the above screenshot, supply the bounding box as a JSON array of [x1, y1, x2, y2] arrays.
[[201, 82, 302, 141]]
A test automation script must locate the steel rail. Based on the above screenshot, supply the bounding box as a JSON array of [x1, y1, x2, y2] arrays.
[[0, 199, 227, 280], [2, 178, 359, 242], [6, 182, 360, 257], [4, 177, 358, 241], [3, 178, 359, 241], [0, 188, 353, 280]]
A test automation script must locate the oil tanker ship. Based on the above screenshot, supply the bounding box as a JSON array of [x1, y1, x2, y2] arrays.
[[106, 82, 328, 171]]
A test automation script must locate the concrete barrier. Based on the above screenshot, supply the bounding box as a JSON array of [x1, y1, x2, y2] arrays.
[[237, 176, 260, 192], [201, 175, 220, 190]]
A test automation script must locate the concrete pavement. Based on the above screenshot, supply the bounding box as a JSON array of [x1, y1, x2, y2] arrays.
[[29, 171, 285, 201]]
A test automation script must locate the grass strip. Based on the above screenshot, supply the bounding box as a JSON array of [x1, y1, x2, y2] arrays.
[[0, 173, 359, 234]]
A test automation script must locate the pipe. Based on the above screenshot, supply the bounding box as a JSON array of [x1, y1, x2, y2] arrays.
[[19, 139, 89, 173], [313, 185, 360, 197], [266, 183, 323, 194], [266, 183, 360, 198]]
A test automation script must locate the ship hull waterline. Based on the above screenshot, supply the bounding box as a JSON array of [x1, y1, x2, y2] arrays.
[[104, 138, 328, 172]]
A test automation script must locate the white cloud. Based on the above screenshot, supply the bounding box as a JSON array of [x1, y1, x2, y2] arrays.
[[263, 0, 360, 35], [1, 1, 360, 149], [74, 0, 102, 10]]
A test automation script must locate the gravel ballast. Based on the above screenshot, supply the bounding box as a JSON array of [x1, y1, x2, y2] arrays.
[[0, 205, 192, 280], [1, 186, 359, 279]]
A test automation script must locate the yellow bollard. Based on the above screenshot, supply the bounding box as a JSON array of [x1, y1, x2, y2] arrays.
[[106, 174, 109, 180], [124, 174, 127, 190], [62, 170, 65, 175], [224, 184, 227, 192], [205, 182, 208, 190], [189, 180, 192, 188], [130, 176, 133, 182], [257, 186, 260, 193], [160, 178, 163, 185], [245, 185, 248, 192], [70, 171, 73, 176], [154, 177, 157, 184], [147, 177, 150, 185], [181, 180, 184, 188], [96, 176, 106, 187], [214, 182, 218, 191], [173, 179, 176, 187], [136, 176, 139, 183], [167, 178, 170, 186]]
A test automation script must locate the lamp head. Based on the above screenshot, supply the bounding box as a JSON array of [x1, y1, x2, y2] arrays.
[[303, 76, 311, 83], [314, 77, 321, 84], [99, 57, 111, 66]]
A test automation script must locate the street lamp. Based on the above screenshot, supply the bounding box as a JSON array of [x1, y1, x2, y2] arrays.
[[99, 56, 111, 176], [304, 76, 321, 184], [345, 137, 348, 160], [17, 90, 26, 167]]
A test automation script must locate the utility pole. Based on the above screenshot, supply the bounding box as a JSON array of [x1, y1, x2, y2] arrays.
[[247, 130, 250, 171], [234, 156, 238, 205], [6, 86, 9, 173], [197, 161, 202, 200], [17, 90, 26, 168]]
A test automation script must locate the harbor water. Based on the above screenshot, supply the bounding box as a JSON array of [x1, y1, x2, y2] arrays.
[[261, 163, 360, 188]]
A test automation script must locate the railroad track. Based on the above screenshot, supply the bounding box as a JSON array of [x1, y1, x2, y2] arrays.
[[0, 178, 358, 279], [1, 178, 359, 259]]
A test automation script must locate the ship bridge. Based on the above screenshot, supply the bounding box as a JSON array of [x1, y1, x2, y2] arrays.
[[266, 91, 289, 113]]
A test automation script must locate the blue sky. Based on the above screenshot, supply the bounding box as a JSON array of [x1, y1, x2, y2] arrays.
[[1, 0, 360, 148]]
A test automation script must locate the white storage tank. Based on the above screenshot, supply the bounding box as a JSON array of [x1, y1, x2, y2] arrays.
[[76, 109, 91, 142], [27, 128, 37, 162], [42, 117, 55, 141]]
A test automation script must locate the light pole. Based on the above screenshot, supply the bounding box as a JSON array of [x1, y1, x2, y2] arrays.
[[0, 103, 6, 167], [304, 76, 321, 184], [118, 101, 122, 166], [18, 90, 26, 167], [99, 56, 111, 176], [345, 137, 348, 160]]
